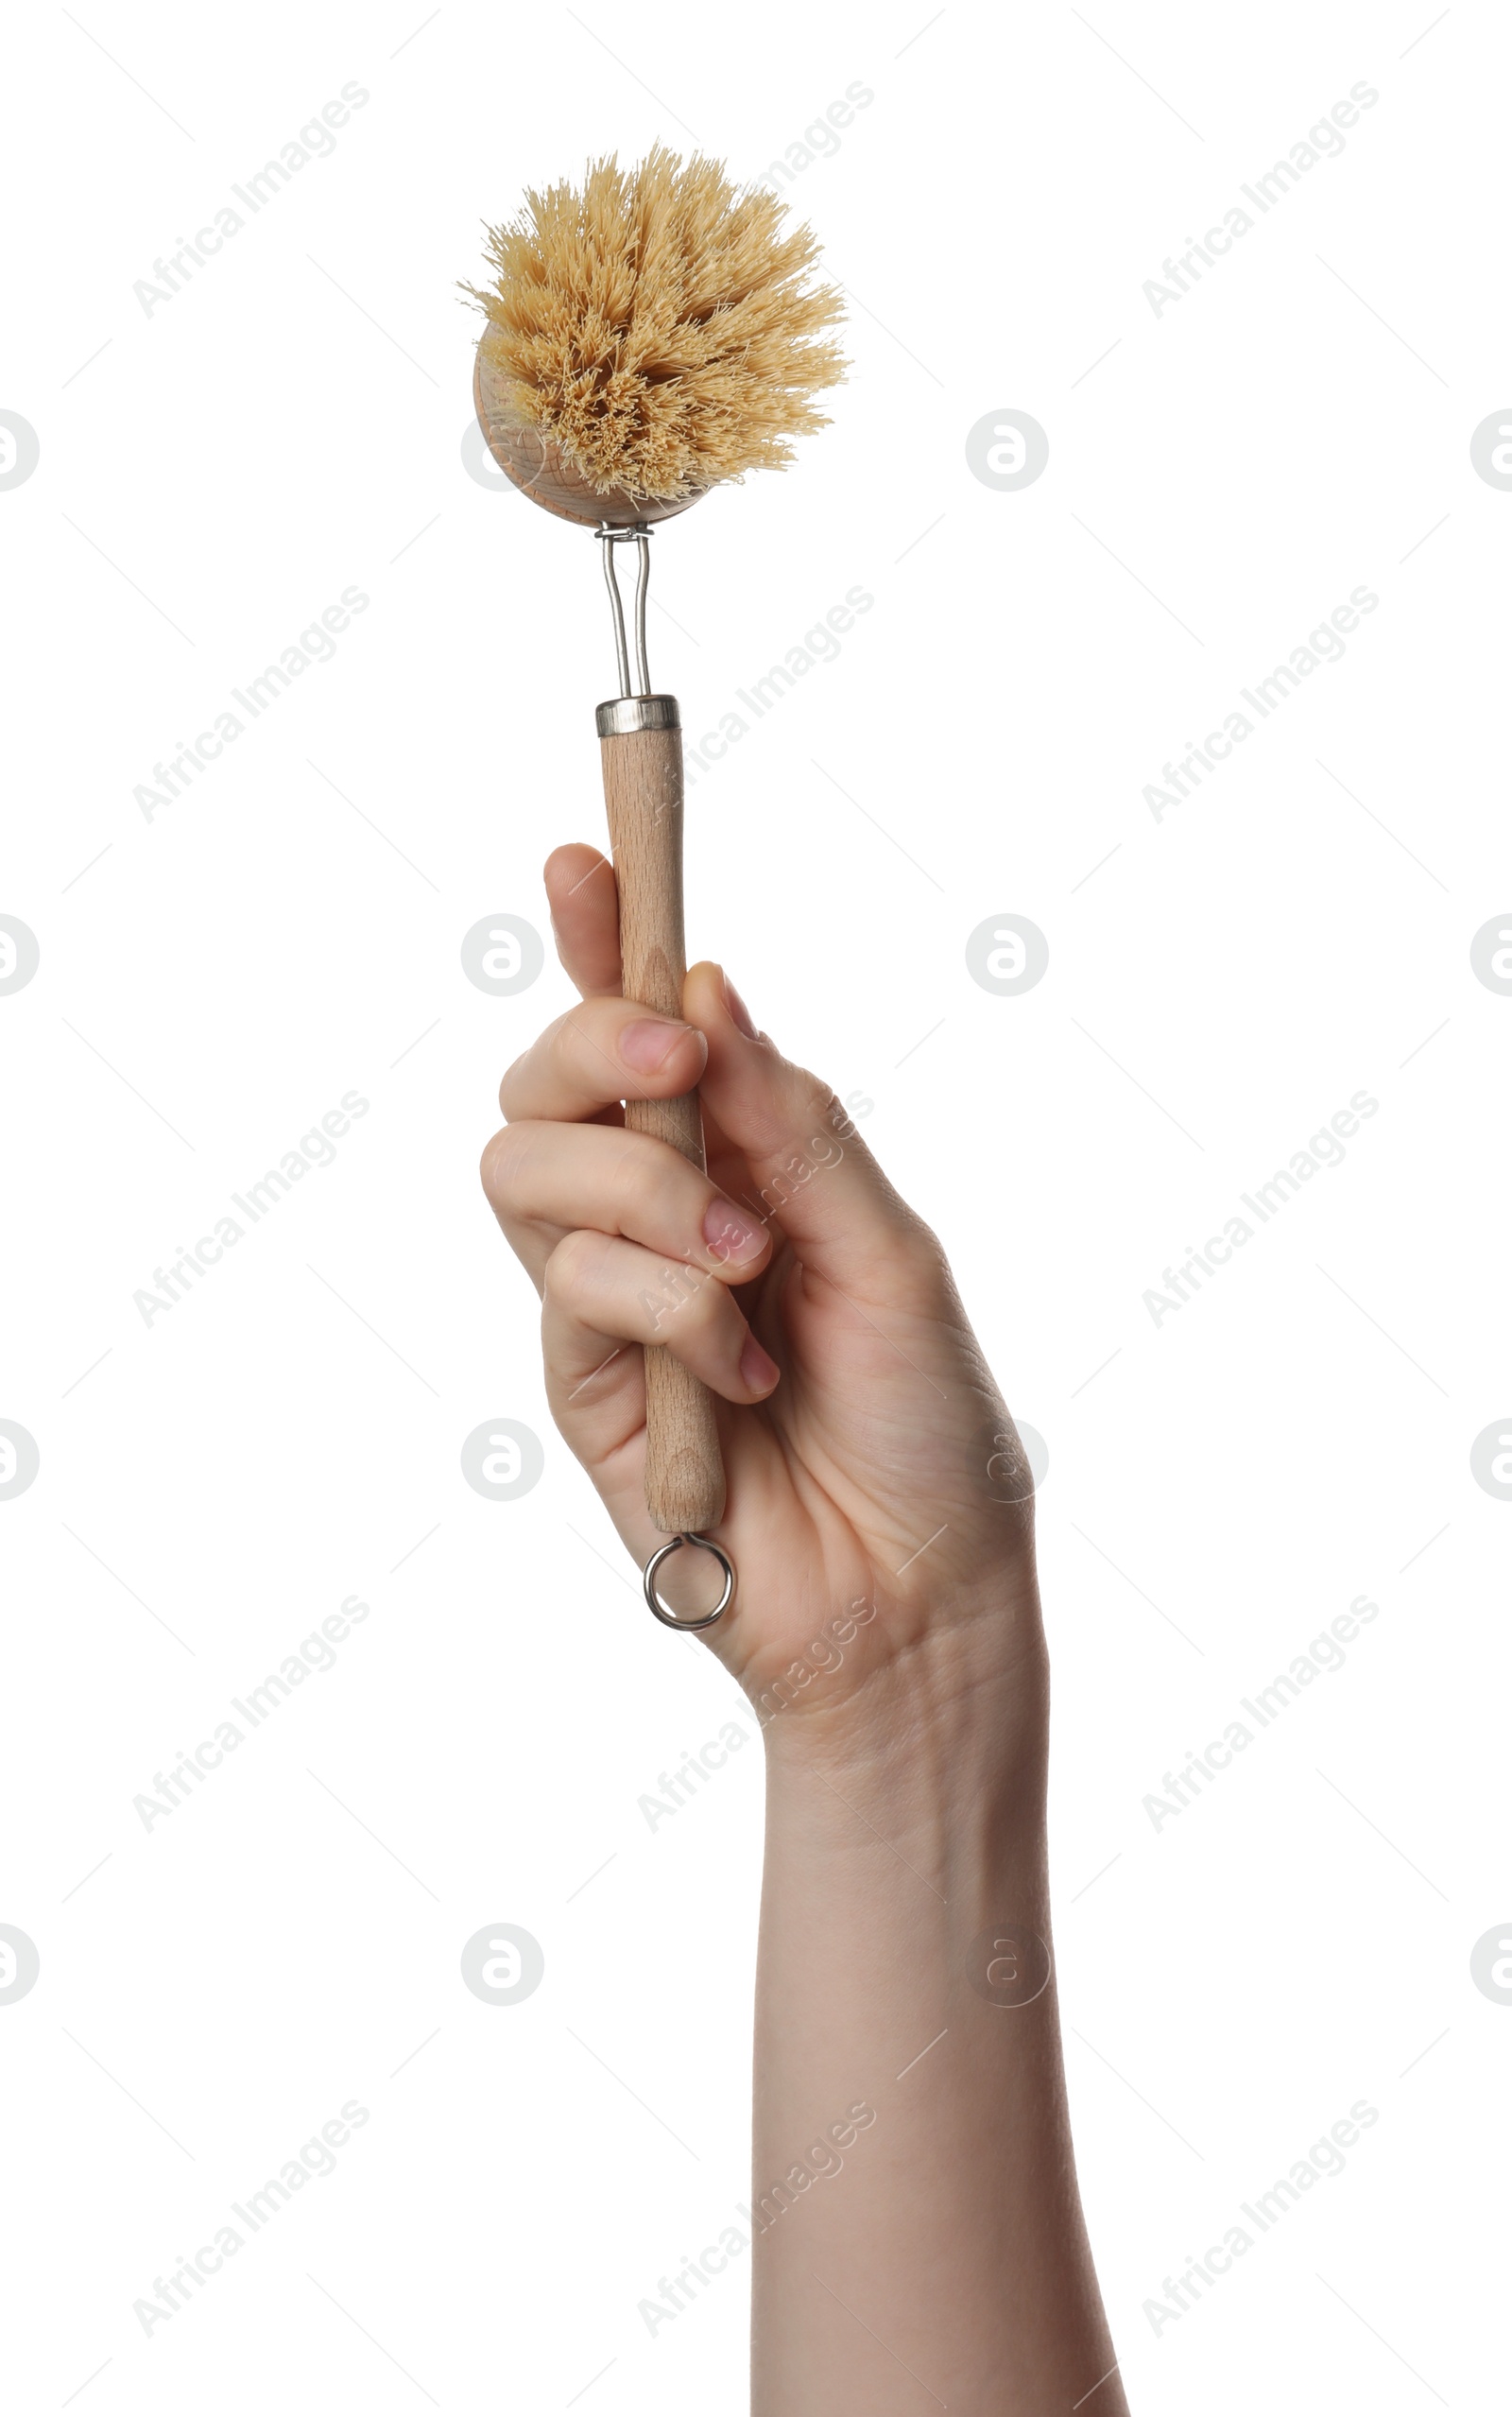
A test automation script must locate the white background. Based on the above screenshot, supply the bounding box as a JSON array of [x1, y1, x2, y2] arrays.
[[2, 1, 1507, 2408]]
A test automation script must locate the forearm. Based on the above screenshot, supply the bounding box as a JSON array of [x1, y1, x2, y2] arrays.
[[750, 1631, 1125, 2415]]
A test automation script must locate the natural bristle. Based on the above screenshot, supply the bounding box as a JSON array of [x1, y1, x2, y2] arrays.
[[465, 147, 847, 502]]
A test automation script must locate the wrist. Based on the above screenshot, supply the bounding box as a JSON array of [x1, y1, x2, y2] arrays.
[[756, 1631, 1054, 1997], [756, 1598, 1051, 1830]]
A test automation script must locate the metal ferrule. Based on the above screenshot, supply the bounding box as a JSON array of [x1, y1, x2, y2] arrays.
[[595, 695, 680, 737]]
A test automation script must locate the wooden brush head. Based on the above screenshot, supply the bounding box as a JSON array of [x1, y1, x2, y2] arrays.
[[466, 145, 846, 521], [472, 345, 695, 527]]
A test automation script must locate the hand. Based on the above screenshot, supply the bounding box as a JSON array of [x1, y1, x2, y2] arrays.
[[481, 846, 1046, 1752]]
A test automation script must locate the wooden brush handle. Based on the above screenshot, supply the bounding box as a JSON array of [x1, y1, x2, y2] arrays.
[[598, 708, 727, 1536]]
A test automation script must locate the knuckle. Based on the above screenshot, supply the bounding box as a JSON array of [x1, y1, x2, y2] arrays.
[[541, 1227, 601, 1306], [498, 1008, 575, 1118], [644, 1256, 723, 1340], [497, 1050, 530, 1119], [790, 1067, 850, 1157], [793, 1064, 838, 1124], [478, 1129, 507, 1200], [479, 1122, 530, 1205], [609, 1131, 690, 1236], [745, 1068, 830, 1162], [899, 1213, 954, 1288], [902, 1209, 943, 1259]]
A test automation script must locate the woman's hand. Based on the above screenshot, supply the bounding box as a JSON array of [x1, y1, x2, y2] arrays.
[[484, 850, 1125, 2415], [480, 845, 1045, 1752]]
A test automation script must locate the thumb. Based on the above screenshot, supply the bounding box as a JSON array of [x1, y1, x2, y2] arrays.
[[683, 962, 929, 1296]]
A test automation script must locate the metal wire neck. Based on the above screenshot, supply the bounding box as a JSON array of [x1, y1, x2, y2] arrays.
[[595, 523, 652, 699]]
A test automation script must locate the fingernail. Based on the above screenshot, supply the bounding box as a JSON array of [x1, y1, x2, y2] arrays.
[[723, 973, 758, 1040], [740, 1333, 780, 1393], [704, 1200, 766, 1265], [620, 1017, 696, 1073]]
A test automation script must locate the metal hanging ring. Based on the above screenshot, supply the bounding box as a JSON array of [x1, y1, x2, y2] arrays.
[[643, 1532, 736, 1631]]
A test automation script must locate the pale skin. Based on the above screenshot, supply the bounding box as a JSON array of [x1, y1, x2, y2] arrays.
[[482, 843, 1129, 2415]]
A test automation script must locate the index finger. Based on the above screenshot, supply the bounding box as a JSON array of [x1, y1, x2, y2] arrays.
[[545, 845, 622, 998], [499, 995, 708, 1124]]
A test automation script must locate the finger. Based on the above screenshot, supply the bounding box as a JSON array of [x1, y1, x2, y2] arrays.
[[541, 1230, 781, 1405], [479, 1119, 773, 1292], [544, 845, 622, 997], [499, 996, 707, 1124], [684, 961, 934, 1295]]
